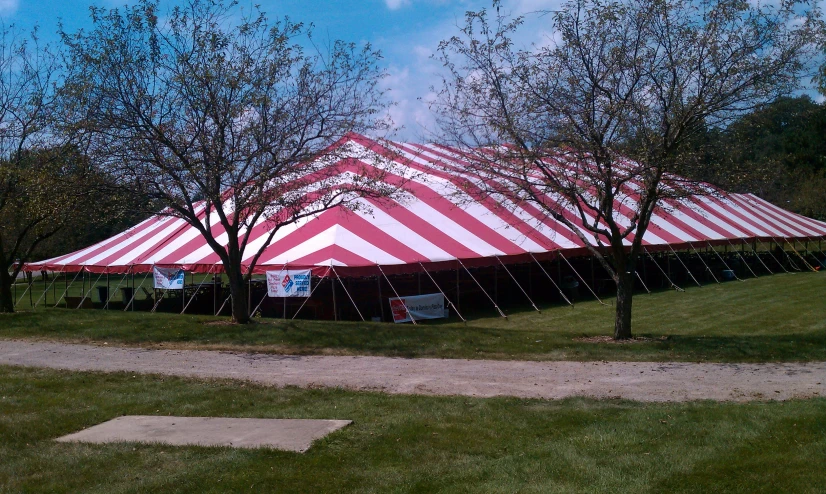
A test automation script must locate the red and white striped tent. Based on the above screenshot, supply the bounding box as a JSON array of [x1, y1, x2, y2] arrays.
[[25, 134, 826, 276]]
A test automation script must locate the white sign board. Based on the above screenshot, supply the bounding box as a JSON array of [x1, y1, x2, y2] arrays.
[[153, 266, 185, 290], [389, 293, 446, 323], [266, 269, 312, 297]]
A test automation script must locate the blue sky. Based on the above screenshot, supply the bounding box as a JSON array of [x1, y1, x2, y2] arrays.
[[0, 0, 561, 140]]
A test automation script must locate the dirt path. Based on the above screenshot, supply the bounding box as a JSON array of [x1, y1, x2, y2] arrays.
[[1, 340, 824, 402]]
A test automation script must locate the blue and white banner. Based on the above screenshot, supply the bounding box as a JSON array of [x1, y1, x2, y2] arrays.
[[266, 269, 312, 297], [153, 266, 185, 290]]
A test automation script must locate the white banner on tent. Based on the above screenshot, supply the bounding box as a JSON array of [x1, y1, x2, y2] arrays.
[[389, 293, 445, 323], [153, 266, 185, 290], [266, 269, 312, 297]]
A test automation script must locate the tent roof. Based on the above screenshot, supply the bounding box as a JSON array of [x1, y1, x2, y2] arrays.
[[25, 134, 826, 275]]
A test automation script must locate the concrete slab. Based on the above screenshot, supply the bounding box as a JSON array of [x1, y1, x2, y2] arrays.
[[56, 416, 352, 452]]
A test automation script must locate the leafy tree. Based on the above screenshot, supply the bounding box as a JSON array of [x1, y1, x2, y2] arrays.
[[434, 0, 819, 339], [0, 25, 116, 313], [61, 0, 398, 324], [696, 96, 826, 220]]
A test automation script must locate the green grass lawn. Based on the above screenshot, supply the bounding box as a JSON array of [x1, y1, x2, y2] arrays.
[[1, 365, 824, 493], [2, 272, 825, 362]]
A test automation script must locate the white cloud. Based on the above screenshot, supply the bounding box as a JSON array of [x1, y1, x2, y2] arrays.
[[385, 0, 410, 10], [0, 0, 18, 16]]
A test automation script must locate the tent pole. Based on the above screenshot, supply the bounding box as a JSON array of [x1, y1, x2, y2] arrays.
[[332, 266, 364, 321], [725, 239, 759, 278], [784, 238, 815, 272], [805, 236, 826, 269], [774, 237, 801, 271], [458, 259, 507, 318], [33, 267, 65, 308], [104, 270, 130, 309], [644, 248, 684, 291], [528, 253, 572, 306], [764, 239, 790, 273], [182, 265, 215, 314], [456, 262, 460, 312], [706, 241, 744, 281], [106, 271, 110, 310], [496, 256, 540, 312], [331, 267, 338, 321], [689, 242, 719, 283], [292, 267, 331, 320], [55, 269, 83, 308], [78, 270, 106, 309], [14, 273, 34, 308], [668, 245, 702, 287], [558, 251, 607, 305], [124, 268, 151, 312], [418, 261, 465, 322], [377, 274, 385, 321], [28, 272, 33, 308], [377, 264, 417, 324], [741, 238, 773, 274]]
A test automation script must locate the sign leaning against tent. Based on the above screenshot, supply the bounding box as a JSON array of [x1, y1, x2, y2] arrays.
[[266, 269, 312, 297], [389, 293, 446, 323]]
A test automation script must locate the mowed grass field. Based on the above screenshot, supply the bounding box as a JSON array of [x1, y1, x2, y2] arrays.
[[1, 365, 825, 493], [2, 272, 824, 362]]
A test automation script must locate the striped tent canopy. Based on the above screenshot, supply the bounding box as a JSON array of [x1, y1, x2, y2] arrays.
[[25, 134, 826, 276]]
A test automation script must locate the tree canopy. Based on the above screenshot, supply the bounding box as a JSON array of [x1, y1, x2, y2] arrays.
[[61, 0, 400, 323], [434, 0, 820, 338]]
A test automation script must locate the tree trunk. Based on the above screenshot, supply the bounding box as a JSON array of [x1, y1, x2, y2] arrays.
[[0, 269, 14, 313], [614, 271, 633, 339], [225, 265, 251, 324]]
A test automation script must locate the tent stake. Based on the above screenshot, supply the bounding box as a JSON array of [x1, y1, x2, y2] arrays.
[[644, 248, 684, 291], [689, 242, 719, 283], [558, 251, 607, 305], [668, 245, 702, 287], [725, 239, 759, 278], [496, 256, 540, 312], [457, 259, 507, 318], [292, 267, 331, 319], [377, 264, 417, 324], [528, 253, 572, 306], [418, 261, 465, 322]]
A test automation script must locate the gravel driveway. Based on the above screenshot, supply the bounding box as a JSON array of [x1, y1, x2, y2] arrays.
[[1, 340, 824, 402]]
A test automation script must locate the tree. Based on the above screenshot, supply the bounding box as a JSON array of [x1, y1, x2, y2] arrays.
[[434, 0, 819, 338], [695, 96, 826, 220], [0, 26, 112, 313], [61, 0, 397, 323]]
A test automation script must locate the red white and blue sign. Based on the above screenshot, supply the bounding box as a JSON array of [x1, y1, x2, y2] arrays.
[[266, 269, 312, 297]]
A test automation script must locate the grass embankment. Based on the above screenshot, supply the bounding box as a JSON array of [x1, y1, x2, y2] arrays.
[[2, 272, 825, 362], [2, 365, 825, 493]]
